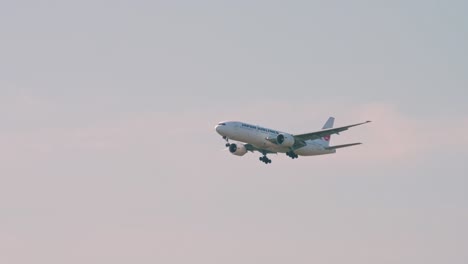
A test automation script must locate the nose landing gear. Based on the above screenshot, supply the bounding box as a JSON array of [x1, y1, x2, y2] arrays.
[[223, 136, 230, 147]]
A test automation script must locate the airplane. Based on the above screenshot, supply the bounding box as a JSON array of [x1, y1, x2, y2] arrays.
[[215, 117, 371, 164]]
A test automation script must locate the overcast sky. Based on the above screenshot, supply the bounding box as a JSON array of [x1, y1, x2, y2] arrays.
[[1, 1, 467, 263]]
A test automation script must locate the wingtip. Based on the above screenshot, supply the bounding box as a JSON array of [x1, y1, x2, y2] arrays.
[[366, 120, 372, 123]]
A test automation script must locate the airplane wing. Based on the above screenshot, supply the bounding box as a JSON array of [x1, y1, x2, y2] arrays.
[[294, 121, 371, 141], [265, 137, 278, 144], [245, 144, 276, 154]]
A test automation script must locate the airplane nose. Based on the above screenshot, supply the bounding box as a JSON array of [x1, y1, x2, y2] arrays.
[[215, 125, 224, 135]]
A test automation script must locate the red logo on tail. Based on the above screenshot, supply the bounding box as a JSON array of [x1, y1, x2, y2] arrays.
[[323, 135, 330, 141]]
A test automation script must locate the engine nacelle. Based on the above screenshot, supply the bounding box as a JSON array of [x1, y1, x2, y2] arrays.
[[229, 143, 248, 156], [276, 133, 295, 147]]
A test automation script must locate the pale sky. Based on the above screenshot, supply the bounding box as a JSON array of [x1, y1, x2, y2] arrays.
[[1, 1, 467, 263]]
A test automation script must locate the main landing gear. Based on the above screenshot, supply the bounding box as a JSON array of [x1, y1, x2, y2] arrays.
[[286, 151, 298, 159], [259, 155, 272, 164]]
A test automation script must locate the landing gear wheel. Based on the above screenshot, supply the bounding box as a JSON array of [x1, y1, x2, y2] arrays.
[[259, 156, 271, 164], [286, 151, 298, 159]]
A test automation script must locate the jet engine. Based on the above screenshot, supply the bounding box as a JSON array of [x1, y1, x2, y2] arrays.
[[276, 133, 295, 147], [229, 143, 248, 156]]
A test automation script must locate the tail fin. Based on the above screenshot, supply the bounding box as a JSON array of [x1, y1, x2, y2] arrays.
[[321, 117, 334, 146]]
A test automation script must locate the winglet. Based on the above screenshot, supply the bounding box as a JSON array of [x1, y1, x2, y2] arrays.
[[322, 117, 335, 129]]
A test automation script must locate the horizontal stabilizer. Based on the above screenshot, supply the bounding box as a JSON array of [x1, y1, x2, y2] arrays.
[[325, 143, 362, 150]]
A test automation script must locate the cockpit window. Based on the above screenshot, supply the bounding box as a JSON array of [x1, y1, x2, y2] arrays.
[[218, 122, 226, 126]]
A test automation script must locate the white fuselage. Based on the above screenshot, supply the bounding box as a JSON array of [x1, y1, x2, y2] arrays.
[[215, 121, 335, 156]]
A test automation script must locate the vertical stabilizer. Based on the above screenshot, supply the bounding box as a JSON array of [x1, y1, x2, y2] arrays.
[[321, 117, 334, 146]]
